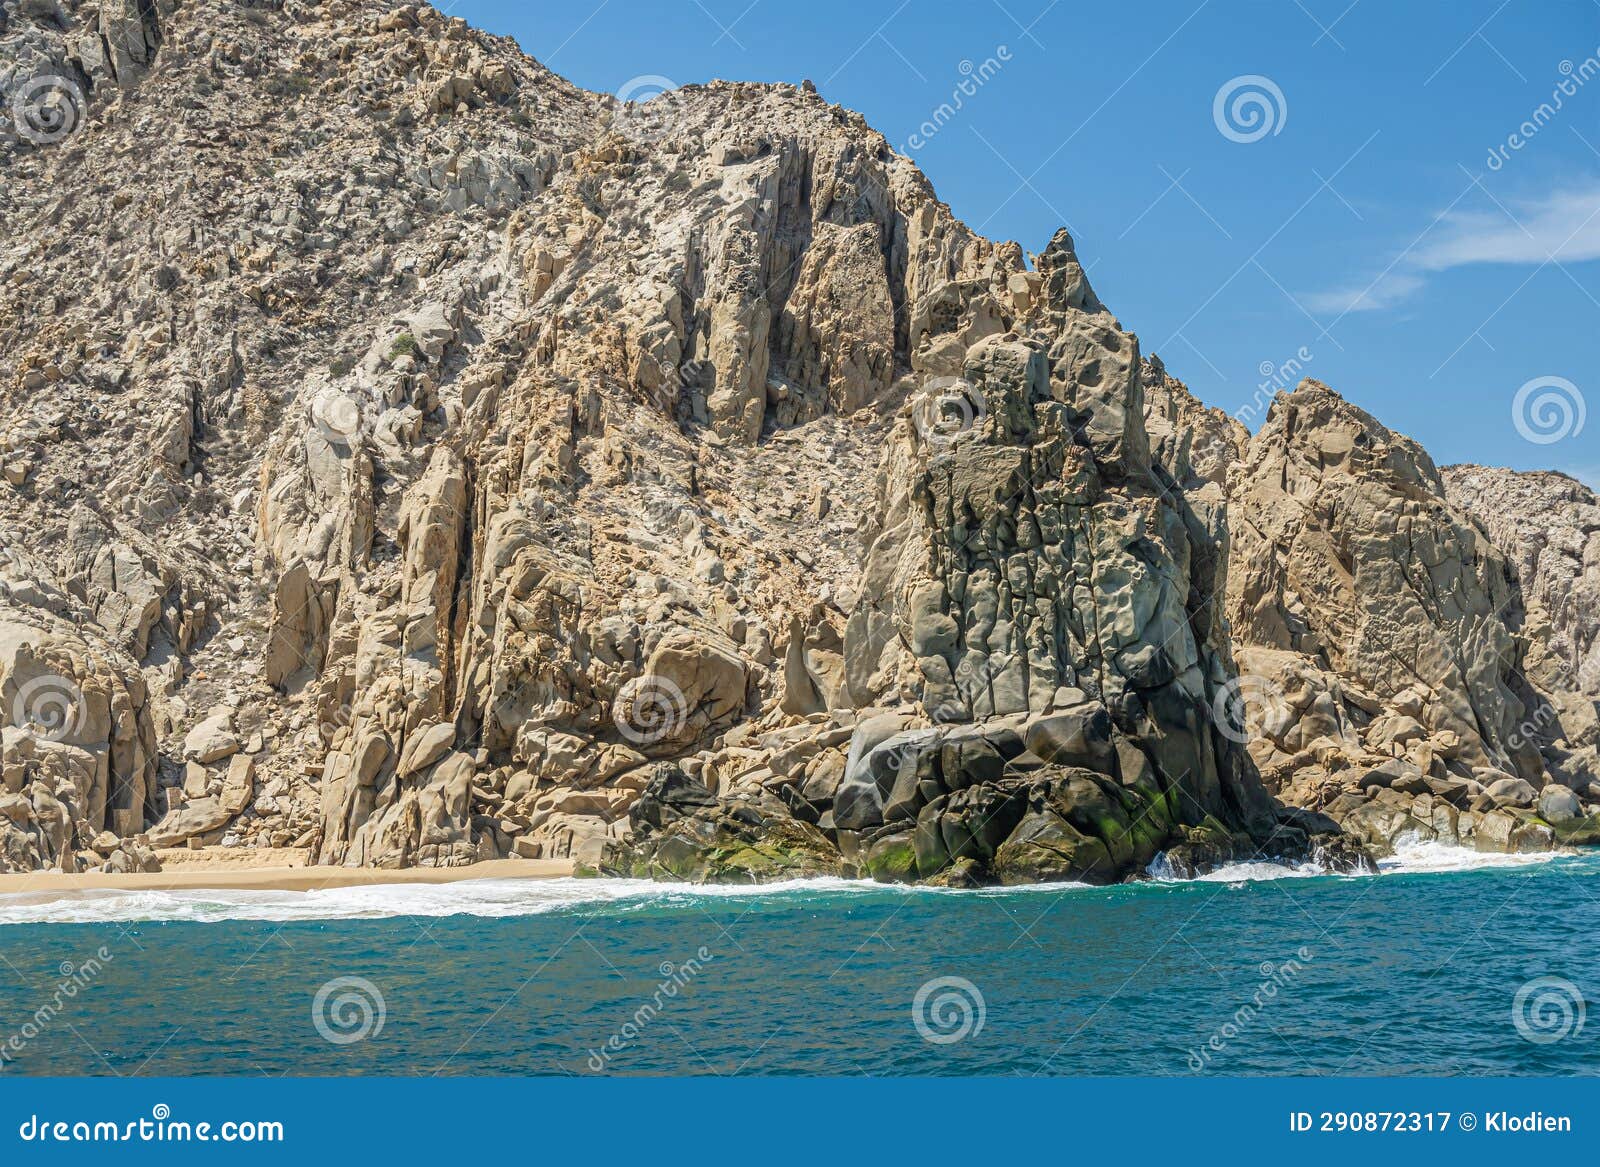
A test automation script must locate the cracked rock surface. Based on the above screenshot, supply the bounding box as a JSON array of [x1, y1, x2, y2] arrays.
[[0, 0, 1594, 879]]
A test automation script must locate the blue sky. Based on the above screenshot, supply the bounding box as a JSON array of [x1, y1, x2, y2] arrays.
[[452, 0, 1598, 485]]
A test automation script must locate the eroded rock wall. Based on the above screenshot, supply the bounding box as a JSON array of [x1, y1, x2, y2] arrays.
[[1218, 385, 1600, 854]]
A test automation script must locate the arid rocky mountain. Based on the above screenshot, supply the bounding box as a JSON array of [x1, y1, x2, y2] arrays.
[[1, 0, 1595, 879]]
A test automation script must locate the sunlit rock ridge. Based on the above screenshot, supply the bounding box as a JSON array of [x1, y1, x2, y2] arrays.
[[0, 0, 1594, 880]]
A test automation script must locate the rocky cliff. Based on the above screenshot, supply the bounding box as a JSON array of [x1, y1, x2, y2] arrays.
[[1443, 465, 1600, 790], [1, 0, 1593, 879], [1442, 466, 1599, 707], [1210, 386, 1600, 853]]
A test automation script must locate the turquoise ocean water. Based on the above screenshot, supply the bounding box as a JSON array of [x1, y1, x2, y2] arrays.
[[0, 843, 1595, 1076]]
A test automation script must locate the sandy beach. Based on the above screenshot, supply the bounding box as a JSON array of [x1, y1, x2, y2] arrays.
[[0, 856, 577, 896]]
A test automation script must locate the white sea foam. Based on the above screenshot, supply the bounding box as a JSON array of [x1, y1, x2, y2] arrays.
[[1191, 859, 1329, 882], [1144, 854, 1335, 883], [1378, 833, 1564, 874], [0, 878, 670, 926], [0, 871, 1112, 925], [0, 875, 911, 926], [0, 836, 1576, 925], [1146, 831, 1571, 885]]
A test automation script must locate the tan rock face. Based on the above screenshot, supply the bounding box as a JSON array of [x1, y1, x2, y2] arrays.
[[607, 230, 1335, 883], [0, 0, 1591, 874], [0, 616, 157, 871], [1215, 384, 1600, 852], [1442, 467, 1600, 707], [1443, 465, 1600, 794], [1141, 357, 1247, 488], [1227, 383, 1537, 776]]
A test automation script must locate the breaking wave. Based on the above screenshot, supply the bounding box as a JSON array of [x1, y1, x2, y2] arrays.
[[0, 835, 1577, 925]]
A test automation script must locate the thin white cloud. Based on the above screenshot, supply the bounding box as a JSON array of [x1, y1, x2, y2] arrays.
[[1413, 184, 1600, 269], [1305, 179, 1600, 316], [1302, 271, 1424, 315]]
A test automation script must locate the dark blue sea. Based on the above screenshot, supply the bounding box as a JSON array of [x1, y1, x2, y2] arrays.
[[1, 843, 1595, 1076]]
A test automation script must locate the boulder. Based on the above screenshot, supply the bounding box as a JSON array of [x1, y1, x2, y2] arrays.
[[219, 754, 254, 815], [398, 722, 456, 777], [1485, 777, 1538, 809], [147, 798, 233, 848], [183, 711, 240, 764], [1537, 784, 1581, 824], [603, 765, 839, 883]]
